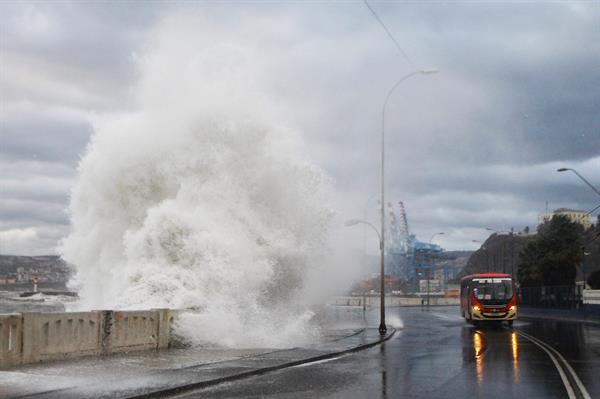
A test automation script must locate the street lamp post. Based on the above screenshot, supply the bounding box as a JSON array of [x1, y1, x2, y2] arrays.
[[424, 251, 431, 309], [346, 219, 382, 325], [582, 232, 600, 289], [378, 68, 438, 334], [557, 168, 600, 198], [429, 232, 445, 286], [556, 167, 599, 289], [363, 194, 379, 256], [582, 245, 587, 289], [510, 232, 515, 277], [429, 232, 445, 243]]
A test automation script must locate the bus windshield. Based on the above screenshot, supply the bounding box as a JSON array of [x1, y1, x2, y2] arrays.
[[472, 278, 513, 305]]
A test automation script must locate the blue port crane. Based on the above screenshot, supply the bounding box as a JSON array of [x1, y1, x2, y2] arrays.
[[385, 201, 444, 282]]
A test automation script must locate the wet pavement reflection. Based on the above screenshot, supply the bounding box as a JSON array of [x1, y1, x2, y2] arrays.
[[518, 317, 600, 395], [461, 325, 522, 388], [192, 306, 596, 399], [380, 343, 387, 398]]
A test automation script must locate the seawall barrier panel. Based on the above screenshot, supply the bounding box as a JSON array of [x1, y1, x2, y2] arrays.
[[0, 309, 178, 369], [24, 312, 103, 363], [0, 314, 23, 368], [111, 310, 159, 353]]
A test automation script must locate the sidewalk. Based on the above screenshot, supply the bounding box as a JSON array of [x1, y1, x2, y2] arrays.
[[519, 306, 600, 326], [0, 328, 395, 399]]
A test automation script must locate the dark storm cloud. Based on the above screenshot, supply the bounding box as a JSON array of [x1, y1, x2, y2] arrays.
[[1, 0, 598, 253], [368, 1, 600, 165]]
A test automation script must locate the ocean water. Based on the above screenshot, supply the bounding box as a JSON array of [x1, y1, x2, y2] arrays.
[[0, 291, 76, 313]]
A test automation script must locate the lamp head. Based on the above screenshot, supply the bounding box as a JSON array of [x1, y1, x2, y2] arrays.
[[420, 68, 439, 75], [345, 219, 361, 227], [557, 168, 569, 172]]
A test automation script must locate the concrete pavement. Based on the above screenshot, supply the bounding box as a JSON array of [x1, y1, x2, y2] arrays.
[[0, 327, 394, 399]]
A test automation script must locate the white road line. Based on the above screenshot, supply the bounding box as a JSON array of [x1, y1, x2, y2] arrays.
[[513, 329, 576, 399], [290, 354, 348, 368], [546, 346, 591, 399], [515, 329, 591, 399]]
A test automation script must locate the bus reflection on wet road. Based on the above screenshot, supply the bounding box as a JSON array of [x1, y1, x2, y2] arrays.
[[462, 325, 521, 387]]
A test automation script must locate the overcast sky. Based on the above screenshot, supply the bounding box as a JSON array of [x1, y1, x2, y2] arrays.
[[1, 1, 599, 255]]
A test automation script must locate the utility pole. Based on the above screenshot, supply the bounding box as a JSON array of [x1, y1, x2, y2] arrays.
[[510, 230, 515, 278], [582, 245, 587, 289], [582, 231, 600, 288], [502, 241, 506, 274]]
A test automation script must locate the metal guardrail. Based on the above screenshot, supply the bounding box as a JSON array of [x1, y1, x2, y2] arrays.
[[583, 290, 600, 305], [518, 286, 583, 309], [330, 296, 459, 307]]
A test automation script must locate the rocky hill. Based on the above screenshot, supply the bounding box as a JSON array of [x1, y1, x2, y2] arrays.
[[457, 226, 600, 282], [0, 255, 71, 283]]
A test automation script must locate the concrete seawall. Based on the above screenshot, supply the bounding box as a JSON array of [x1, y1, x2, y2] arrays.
[[0, 309, 176, 369]]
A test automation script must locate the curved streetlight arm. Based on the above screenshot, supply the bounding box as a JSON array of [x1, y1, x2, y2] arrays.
[[557, 168, 600, 198], [383, 71, 423, 116], [382, 69, 439, 133], [346, 219, 382, 247], [429, 232, 445, 243]]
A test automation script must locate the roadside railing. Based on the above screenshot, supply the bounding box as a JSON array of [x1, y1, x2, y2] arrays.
[[583, 290, 600, 305], [518, 285, 583, 309]]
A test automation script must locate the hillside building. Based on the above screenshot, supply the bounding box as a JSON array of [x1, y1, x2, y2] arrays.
[[538, 208, 593, 229]]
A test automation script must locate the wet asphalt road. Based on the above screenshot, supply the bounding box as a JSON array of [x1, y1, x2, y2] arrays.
[[173, 306, 600, 399]]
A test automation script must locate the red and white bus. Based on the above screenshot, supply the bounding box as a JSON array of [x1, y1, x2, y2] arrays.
[[460, 273, 517, 326]]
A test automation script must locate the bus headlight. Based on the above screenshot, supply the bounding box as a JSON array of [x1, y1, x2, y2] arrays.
[[472, 305, 480, 312], [509, 305, 516, 311]]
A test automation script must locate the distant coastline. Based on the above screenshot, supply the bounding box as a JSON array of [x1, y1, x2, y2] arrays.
[[0, 255, 71, 289]]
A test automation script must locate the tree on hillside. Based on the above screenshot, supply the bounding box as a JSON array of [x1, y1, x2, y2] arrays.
[[517, 240, 543, 286], [517, 215, 583, 287]]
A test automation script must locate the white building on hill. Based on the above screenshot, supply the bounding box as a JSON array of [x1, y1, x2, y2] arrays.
[[538, 208, 593, 229]]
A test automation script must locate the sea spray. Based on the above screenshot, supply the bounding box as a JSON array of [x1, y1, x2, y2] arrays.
[[60, 15, 333, 348]]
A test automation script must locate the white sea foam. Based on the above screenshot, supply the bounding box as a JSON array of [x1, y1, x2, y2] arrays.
[[60, 15, 333, 348]]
